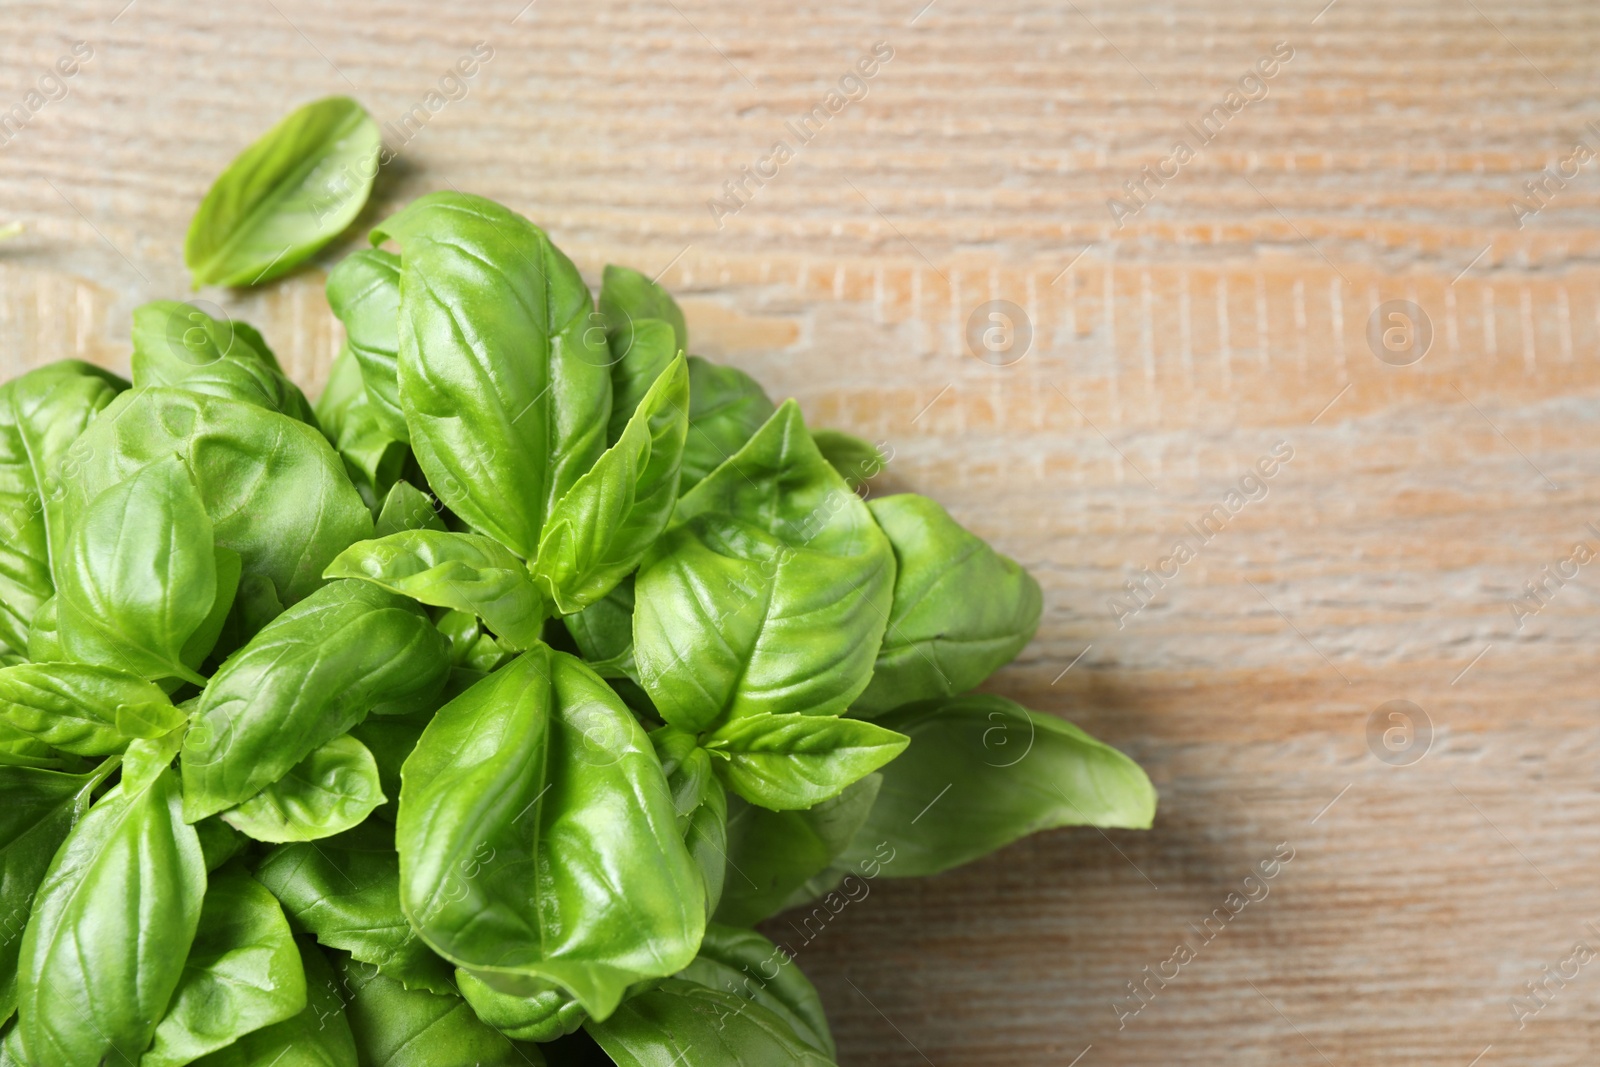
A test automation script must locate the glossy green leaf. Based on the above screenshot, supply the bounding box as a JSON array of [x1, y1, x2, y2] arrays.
[[189, 937, 357, 1067], [221, 734, 385, 843], [186, 95, 381, 288], [703, 713, 906, 811], [326, 247, 406, 438], [562, 574, 638, 680], [397, 646, 703, 1019], [336, 954, 544, 1067], [0, 661, 182, 755], [599, 264, 688, 365], [680, 355, 775, 490], [195, 816, 248, 872], [634, 400, 895, 733], [374, 191, 612, 558], [316, 345, 408, 509], [809, 429, 886, 492], [586, 979, 835, 1067], [651, 726, 727, 920], [374, 480, 444, 537], [130, 301, 316, 423], [182, 580, 450, 821], [838, 694, 1157, 877], [676, 923, 833, 1057], [852, 494, 1042, 717], [142, 864, 307, 1067], [454, 969, 589, 1043]]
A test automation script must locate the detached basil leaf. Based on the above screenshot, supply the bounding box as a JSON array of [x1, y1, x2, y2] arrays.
[[326, 248, 406, 438], [810, 429, 885, 492], [677, 923, 834, 1057], [130, 301, 317, 424], [374, 191, 612, 558], [0, 662, 183, 755], [14, 768, 205, 1065], [852, 494, 1042, 717], [681, 355, 775, 490], [586, 978, 835, 1067], [838, 694, 1157, 877], [562, 574, 638, 680], [182, 579, 450, 821], [324, 530, 544, 648], [703, 713, 906, 811], [374, 480, 444, 537], [454, 970, 589, 1043], [186, 95, 381, 288], [634, 400, 895, 733], [221, 734, 385, 843], [532, 356, 689, 615], [397, 646, 703, 1019], [651, 726, 727, 919], [142, 864, 307, 1067], [189, 937, 357, 1067]]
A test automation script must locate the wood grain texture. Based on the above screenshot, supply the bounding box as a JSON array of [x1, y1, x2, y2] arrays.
[[3, 0, 1598, 1063]]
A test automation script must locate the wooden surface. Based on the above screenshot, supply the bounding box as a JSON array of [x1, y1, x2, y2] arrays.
[[5, 1, 1600, 1063]]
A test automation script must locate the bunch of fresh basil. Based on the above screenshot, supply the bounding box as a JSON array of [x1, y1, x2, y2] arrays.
[[0, 97, 1156, 1066]]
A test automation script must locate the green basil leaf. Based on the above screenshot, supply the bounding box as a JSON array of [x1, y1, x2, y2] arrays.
[[562, 574, 638, 680], [348, 710, 430, 824], [182, 580, 451, 821], [703, 713, 906, 811], [585, 978, 835, 1067], [255, 823, 454, 996], [130, 301, 317, 424], [634, 400, 895, 733], [142, 864, 307, 1067], [0, 724, 61, 769], [316, 345, 408, 510], [532, 356, 688, 615], [0, 662, 183, 755], [676, 923, 833, 1057], [374, 480, 444, 537], [599, 264, 688, 365], [397, 646, 703, 1020], [713, 775, 880, 927], [650, 726, 727, 920], [373, 191, 612, 558], [852, 494, 1042, 717], [325, 530, 544, 649], [838, 694, 1157, 877], [454, 970, 589, 1043], [195, 816, 248, 872], [326, 248, 406, 439], [603, 320, 679, 447], [182, 545, 244, 671], [55, 457, 216, 685], [14, 767, 204, 1065], [809, 429, 885, 491], [189, 936, 358, 1067], [0, 361, 123, 652], [186, 95, 381, 288], [221, 734, 386, 843], [680, 355, 775, 490]]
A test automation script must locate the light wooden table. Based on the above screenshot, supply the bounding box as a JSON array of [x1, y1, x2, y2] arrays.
[[5, 1, 1599, 1063]]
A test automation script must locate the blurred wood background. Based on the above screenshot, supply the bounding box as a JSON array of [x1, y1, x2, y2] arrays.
[[4, 1, 1600, 1063]]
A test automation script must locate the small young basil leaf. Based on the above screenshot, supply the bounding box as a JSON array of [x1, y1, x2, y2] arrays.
[[837, 694, 1157, 878], [562, 574, 638, 681], [55, 457, 216, 685], [325, 530, 545, 649], [634, 400, 895, 733], [21, 597, 60, 664], [373, 192, 612, 559], [809, 429, 886, 492], [454, 969, 590, 1043], [141, 864, 307, 1067], [0, 759, 116, 1021], [186, 95, 381, 288], [374, 479, 445, 537], [317, 345, 409, 509], [651, 725, 728, 919], [130, 301, 317, 424], [397, 646, 704, 1020], [326, 248, 407, 439], [14, 767, 205, 1065], [531, 356, 689, 615], [254, 822, 455, 996], [585, 978, 836, 1067], [123, 725, 188, 794], [0, 361, 124, 652], [182, 580, 451, 821], [188, 937, 358, 1067], [713, 775, 880, 927], [851, 494, 1043, 717], [599, 264, 689, 363], [702, 713, 907, 811], [676, 923, 834, 1057], [0, 661, 183, 755], [603, 319, 679, 447], [680, 355, 776, 490], [221, 733, 386, 843]]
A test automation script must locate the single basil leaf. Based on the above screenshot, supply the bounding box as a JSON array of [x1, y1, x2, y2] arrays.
[[397, 646, 703, 1020], [20, 597, 60, 665], [186, 95, 381, 288], [0, 759, 116, 1021], [634, 400, 895, 733], [703, 712, 907, 811], [0, 661, 183, 755], [130, 301, 317, 423], [374, 480, 444, 537], [221, 734, 386, 843], [14, 768, 204, 1065], [55, 457, 216, 685], [189, 936, 358, 1067], [142, 864, 307, 1067], [324, 530, 544, 649], [0, 361, 124, 652], [532, 356, 689, 615], [838, 694, 1157, 878], [809, 429, 885, 492], [676, 923, 833, 1057], [852, 494, 1043, 717], [373, 191, 612, 558], [586, 978, 835, 1067], [604, 319, 678, 446], [195, 816, 248, 872], [599, 264, 688, 364], [562, 574, 637, 681], [455, 969, 590, 1043], [317, 345, 408, 510], [182, 580, 451, 821], [680, 355, 775, 490], [255, 823, 454, 996], [326, 248, 406, 439], [713, 775, 880, 927], [68, 387, 374, 607], [123, 724, 188, 795], [0, 723, 61, 769], [650, 726, 727, 920]]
